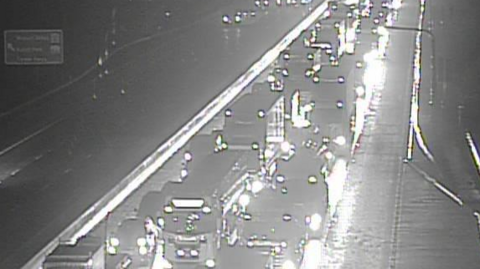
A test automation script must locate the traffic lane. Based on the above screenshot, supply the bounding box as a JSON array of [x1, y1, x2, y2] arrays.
[[0, 2, 324, 268], [336, 1, 478, 267], [323, 1, 417, 267], [241, 189, 308, 267], [217, 246, 269, 269]]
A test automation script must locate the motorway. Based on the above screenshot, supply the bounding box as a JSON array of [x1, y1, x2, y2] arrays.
[[2, 0, 480, 268], [91, 1, 400, 268], [0, 0, 318, 267]]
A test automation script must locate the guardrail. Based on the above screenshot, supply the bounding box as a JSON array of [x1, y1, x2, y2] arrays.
[[22, 1, 332, 268]]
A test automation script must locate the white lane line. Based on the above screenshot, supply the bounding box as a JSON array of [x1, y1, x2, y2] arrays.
[[0, 118, 63, 157], [408, 162, 464, 207]]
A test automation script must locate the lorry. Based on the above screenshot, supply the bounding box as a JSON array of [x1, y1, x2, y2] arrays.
[[43, 237, 104, 269], [146, 147, 261, 268], [220, 88, 293, 188], [236, 152, 327, 269]]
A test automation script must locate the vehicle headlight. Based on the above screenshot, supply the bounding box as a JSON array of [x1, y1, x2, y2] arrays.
[[164, 205, 173, 213], [176, 249, 186, 257], [336, 100, 344, 109], [222, 15, 230, 23], [109, 237, 120, 247], [276, 174, 286, 183], [307, 175, 318, 184], [305, 69, 313, 77], [137, 237, 147, 247], [184, 151, 193, 162], [180, 168, 189, 180], [190, 249, 199, 257], [157, 217, 165, 228], [205, 258, 216, 268], [282, 260, 296, 269], [234, 14, 242, 23], [107, 245, 117, 255]]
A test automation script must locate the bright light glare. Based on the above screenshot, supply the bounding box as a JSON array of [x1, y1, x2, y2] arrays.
[[151, 253, 173, 269], [282, 260, 296, 269], [107, 246, 117, 255], [392, 0, 402, 10], [281, 141, 291, 153], [308, 213, 322, 231], [222, 15, 230, 23], [110, 237, 120, 247], [137, 237, 147, 247], [176, 249, 186, 257], [180, 168, 188, 179], [363, 56, 385, 88], [251, 180, 264, 194], [184, 152, 192, 162], [239, 194, 250, 207], [202, 206, 212, 214], [164, 205, 173, 213], [300, 240, 322, 268], [139, 246, 148, 255], [333, 136, 346, 146], [324, 159, 347, 218], [377, 26, 388, 36], [206, 259, 216, 268], [190, 249, 199, 257], [355, 86, 365, 97]]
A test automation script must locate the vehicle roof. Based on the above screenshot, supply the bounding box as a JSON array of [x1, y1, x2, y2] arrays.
[[227, 92, 282, 118], [173, 150, 246, 196]]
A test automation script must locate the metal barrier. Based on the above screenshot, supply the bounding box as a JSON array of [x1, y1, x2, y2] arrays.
[[22, 1, 332, 268]]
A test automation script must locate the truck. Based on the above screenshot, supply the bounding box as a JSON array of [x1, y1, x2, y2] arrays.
[[236, 151, 327, 269], [220, 89, 293, 188], [327, 1, 362, 54], [43, 237, 104, 269], [147, 148, 261, 268]]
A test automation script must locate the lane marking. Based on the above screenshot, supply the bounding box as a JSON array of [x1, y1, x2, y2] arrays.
[[0, 118, 63, 157]]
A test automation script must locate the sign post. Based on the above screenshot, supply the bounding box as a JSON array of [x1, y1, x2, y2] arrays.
[[4, 29, 63, 65]]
